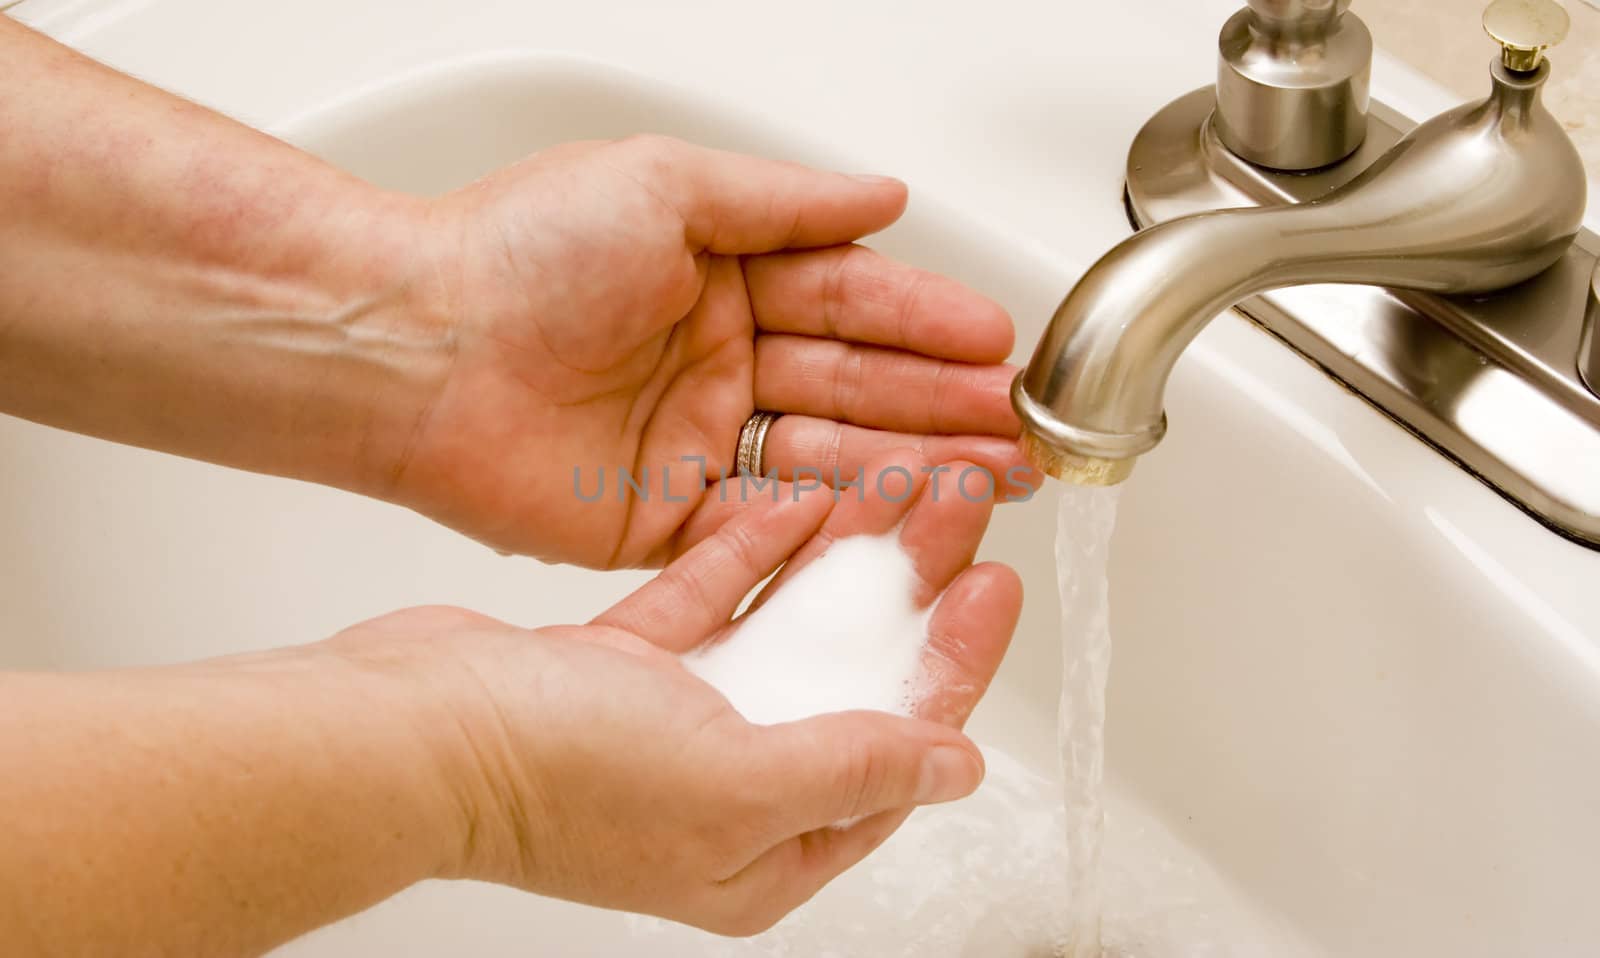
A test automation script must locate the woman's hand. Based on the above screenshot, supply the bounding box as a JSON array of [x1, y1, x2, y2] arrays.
[[0, 22, 1033, 567], [337, 450, 1022, 934], [386, 136, 1033, 567], [3, 451, 1019, 954]]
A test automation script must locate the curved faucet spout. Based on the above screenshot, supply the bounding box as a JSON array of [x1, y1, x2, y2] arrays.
[[1014, 60, 1585, 483]]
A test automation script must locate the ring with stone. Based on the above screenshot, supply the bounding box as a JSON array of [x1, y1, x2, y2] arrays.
[[735, 411, 781, 477]]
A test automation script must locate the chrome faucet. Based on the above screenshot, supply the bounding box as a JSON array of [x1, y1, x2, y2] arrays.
[[1013, 0, 1600, 548]]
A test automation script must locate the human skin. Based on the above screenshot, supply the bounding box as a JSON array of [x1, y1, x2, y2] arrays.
[[0, 452, 1023, 954], [0, 15, 1031, 955], [0, 17, 1035, 569]]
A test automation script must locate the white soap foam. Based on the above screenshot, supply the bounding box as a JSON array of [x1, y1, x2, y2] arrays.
[[682, 531, 931, 725]]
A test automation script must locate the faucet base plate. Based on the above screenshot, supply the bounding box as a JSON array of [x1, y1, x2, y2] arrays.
[[1126, 87, 1600, 550]]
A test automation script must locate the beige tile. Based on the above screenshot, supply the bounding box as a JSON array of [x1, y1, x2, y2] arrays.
[[1362, 0, 1600, 177]]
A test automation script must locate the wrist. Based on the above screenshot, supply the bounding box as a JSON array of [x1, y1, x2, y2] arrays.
[[284, 190, 461, 500], [307, 632, 481, 882]]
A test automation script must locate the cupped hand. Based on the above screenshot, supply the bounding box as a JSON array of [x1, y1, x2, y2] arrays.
[[329, 451, 1022, 935], [387, 135, 1033, 567]]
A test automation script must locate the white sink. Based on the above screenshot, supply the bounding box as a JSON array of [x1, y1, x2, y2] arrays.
[[7, 1, 1600, 955]]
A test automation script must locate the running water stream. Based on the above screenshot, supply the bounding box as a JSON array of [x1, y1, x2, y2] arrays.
[[1055, 484, 1124, 957]]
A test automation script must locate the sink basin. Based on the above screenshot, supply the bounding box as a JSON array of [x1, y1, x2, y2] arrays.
[[6, 1, 1600, 954]]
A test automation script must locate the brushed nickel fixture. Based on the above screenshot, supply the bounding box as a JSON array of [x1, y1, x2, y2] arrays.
[[1014, 0, 1600, 549], [1214, 0, 1373, 170]]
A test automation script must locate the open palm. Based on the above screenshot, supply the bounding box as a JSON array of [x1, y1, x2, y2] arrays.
[[337, 449, 1023, 934], [392, 136, 1031, 567]]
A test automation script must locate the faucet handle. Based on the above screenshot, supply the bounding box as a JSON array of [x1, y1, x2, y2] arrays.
[[1214, 0, 1372, 170], [1483, 0, 1570, 72], [1244, 0, 1350, 36]]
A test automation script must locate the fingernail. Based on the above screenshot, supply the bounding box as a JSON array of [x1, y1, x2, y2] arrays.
[[847, 173, 903, 186], [914, 746, 981, 805]]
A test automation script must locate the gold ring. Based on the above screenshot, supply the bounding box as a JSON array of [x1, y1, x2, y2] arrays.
[[735, 411, 780, 476]]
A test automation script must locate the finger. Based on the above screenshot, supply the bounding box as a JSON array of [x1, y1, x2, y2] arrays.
[[893, 459, 996, 606], [755, 709, 982, 834], [605, 135, 907, 254], [749, 448, 929, 606], [753, 334, 1022, 436], [698, 808, 910, 937], [659, 476, 794, 565], [591, 487, 831, 652], [744, 245, 1015, 364], [747, 452, 998, 613], [713, 711, 979, 924], [759, 415, 1038, 497], [915, 563, 1024, 727], [657, 470, 856, 567]]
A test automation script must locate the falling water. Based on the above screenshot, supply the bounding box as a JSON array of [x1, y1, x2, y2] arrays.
[[1055, 483, 1124, 957]]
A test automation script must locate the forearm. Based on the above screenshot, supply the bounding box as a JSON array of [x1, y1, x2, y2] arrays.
[[0, 648, 465, 956], [0, 17, 446, 494]]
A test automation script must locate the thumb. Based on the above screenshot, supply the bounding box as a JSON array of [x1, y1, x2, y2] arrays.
[[605, 135, 908, 254], [756, 710, 984, 833]]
